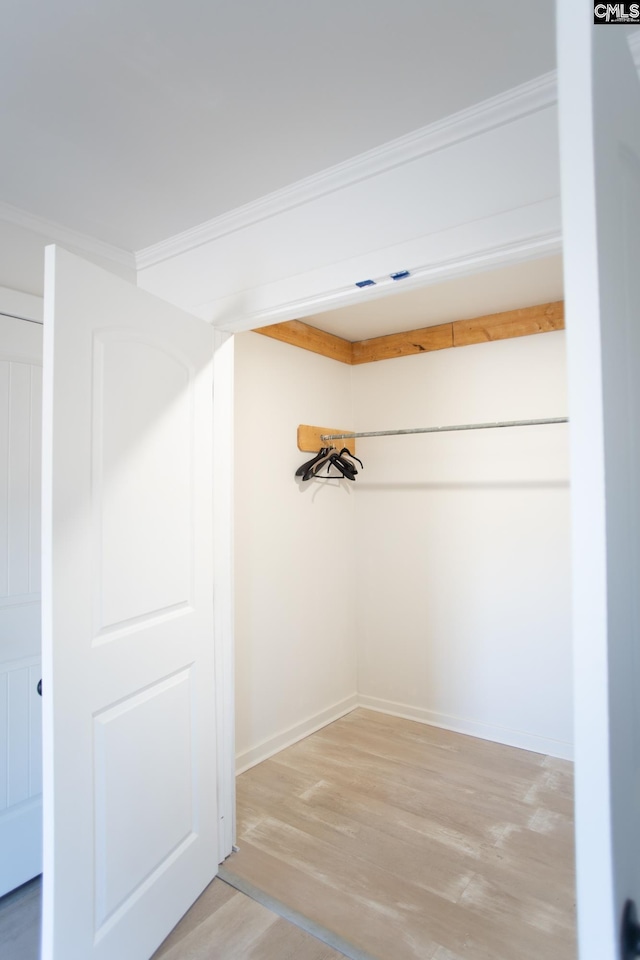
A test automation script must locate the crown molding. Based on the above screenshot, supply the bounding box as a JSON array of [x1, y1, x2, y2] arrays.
[[136, 33, 640, 275], [0, 200, 135, 271], [136, 71, 558, 272]]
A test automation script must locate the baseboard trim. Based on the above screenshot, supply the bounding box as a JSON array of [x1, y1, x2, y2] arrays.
[[235, 694, 359, 774], [357, 695, 573, 761]]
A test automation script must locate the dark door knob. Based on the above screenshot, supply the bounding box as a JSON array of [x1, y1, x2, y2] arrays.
[[37, 679, 42, 697]]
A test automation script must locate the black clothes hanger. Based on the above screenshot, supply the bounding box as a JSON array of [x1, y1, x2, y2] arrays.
[[326, 450, 357, 480], [295, 447, 332, 478], [304, 449, 355, 481], [337, 447, 363, 470], [296, 445, 362, 481]]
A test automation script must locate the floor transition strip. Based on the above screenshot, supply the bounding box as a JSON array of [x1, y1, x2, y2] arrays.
[[218, 864, 379, 960]]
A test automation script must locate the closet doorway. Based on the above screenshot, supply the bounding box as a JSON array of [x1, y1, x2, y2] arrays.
[[227, 255, 574, 959]]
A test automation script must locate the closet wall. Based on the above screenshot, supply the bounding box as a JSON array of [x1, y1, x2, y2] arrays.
[[234, 332, 358, 771], [352, 330, 572, 757], [0, 284, 43, 321], [234, 323, 572, 769]]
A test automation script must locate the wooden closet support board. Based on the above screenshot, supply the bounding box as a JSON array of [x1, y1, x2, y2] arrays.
[[255, 320, 353, 364], [297, 425, 356, 454], [352, 321, 452, 363], [453, 300, 565, 347], [254, 300, 565, 365]]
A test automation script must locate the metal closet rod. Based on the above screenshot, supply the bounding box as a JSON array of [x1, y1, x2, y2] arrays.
[[0, 310, 43, 325], [321, 417, 569, 442]]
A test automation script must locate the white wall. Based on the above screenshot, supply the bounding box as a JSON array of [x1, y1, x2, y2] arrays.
[[352, 331, 572, 757], [0, 284, 43, 322], [234, 332, 358, 771]]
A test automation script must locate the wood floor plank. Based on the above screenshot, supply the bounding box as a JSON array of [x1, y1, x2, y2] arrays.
[[322, 710, 552, 786], [0, 876, 345, 960], [232, 708, 576, 960], [238, 782, 476, 903], [0, 877, 41, 960], [340, 710, 570, 789], [244, 916, 349, 960], [152, 878, 239, 957], [237, 770, 574, 919], [227, 841, 441, 960], [265, 741, 546, 843], [230, 833, 568, 960], [152, 878, 346, 960], [153, 888, 278, 960], [301, 721, 559, 810]]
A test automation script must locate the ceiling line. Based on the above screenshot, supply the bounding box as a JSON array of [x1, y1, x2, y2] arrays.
[[0, 199, 135, 271]]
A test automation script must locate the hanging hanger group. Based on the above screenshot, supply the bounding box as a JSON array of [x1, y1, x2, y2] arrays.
[[296, 445, 363, 482]]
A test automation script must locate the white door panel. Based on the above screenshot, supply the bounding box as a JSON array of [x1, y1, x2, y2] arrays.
[[558, 11, 640, 960], [0, 314, 42, 897], [93, 332, 193, 636], [42, 247, 217, 960]]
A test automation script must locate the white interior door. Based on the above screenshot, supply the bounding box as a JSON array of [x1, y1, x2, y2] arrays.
[[41, 246, 217, 960], [0, 314, 42, 897], [558, 11, 640, 960]]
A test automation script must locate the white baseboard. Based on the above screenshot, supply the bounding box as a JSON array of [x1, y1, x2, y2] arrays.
[[357, 695, 574, 761], [234, 692, 573, 773], [235, 694, 359, 774]]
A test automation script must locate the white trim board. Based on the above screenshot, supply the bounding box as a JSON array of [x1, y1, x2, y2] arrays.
[[212, 331, 236, 861], [235, 696, 573, 775], [210, 227, 562, 334]]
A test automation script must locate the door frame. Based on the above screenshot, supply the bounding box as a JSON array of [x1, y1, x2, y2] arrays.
[[212, 259, 574, 853], [212, 330, 236, 860]]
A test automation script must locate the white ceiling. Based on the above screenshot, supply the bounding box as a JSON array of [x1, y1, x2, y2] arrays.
[[2, 0, 556, 255], [304, 255, 565, 340]]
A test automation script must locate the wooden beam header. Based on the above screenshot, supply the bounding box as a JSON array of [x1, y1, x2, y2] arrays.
[[453, 301, 565, 347], [254, 301, 564, 365], [255, 319, 352, 365], [351, 321, 452, 364]]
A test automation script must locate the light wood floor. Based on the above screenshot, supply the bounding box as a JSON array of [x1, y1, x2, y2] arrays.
[[225, 708, 576, 960], [151, 877, 345, 960], [0, 877, 40, 960], [0, 709, 575, 960], [0, 875, 343, 960]]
